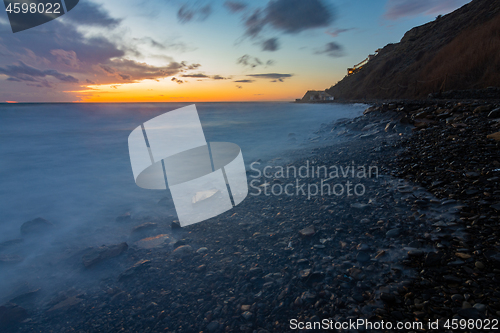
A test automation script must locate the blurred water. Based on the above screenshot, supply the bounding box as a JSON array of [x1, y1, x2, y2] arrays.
[[0, 102, 366, 243], [0, 102, 366, 298]]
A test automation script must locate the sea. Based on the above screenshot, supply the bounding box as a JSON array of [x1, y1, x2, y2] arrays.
[[0, 102, 367, 298]]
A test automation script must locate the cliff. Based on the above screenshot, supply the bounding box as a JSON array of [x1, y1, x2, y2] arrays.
[[326, 0, 500, 100]]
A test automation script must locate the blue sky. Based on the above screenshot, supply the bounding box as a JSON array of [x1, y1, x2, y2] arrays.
[[0, 0, 471, 102]]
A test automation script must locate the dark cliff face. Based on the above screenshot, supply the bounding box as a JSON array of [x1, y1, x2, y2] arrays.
[[327, 0, 500, 100]]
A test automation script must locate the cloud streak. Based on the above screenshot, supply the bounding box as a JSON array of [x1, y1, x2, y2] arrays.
[[326, 28, 355, 37], [385, 0, 469, 19], [0, 61, 79, 84], [177, 3, 212, 23], [246, 73, 293, 82], [314, 42, 344, 57], [224, 1, 247, 13]]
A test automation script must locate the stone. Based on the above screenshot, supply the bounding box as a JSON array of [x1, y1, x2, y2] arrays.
[[457, 308, 481, 319], [408, 241, 422, 248], [487, 132, 500, 141], [20, 217, 53, 235], [455, 253, 471, 259], [380, 293, 396, 303], [134, 235, 172, 249], [0, 239, 23, 251], [207, 321, 219, 332], [298, 269, 311, 279], [443, 275, 461, 283], [465, 172, 479, 178], [356, 252, 370, 263], [473, 105, 492, 113], [82, 242, 128, 268], [171, 220, 181, 229], [0, 304, 28, 328], [115, 212, 131, 222], [48, 296, 83, 312], [408, 249, 424, 257], [475, 261, 485, 269], [196, 247, 208, 254], [424, 252, 442, 267], [351, 203, 370, 209], [488, 107, 500, 118], [241, 311, 253, 320], [473, 303, 486, 312], [118, 259, 151, 280], [385, 228, 401, 238], [299, 226, 315, 237], [171, 245, 193, 258], [131, 222, 157, 234]]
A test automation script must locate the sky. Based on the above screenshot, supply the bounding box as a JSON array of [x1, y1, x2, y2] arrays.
[[0, 0, 472, 102]]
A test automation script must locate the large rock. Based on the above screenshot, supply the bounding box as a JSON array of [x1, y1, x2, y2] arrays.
[[118, 259, 151, 281], [0, 239, 23, 251], [20, 217, 53, 235], [0, 304, 28, 328], [82, 242, 128, 268], [171, 245, 193, 258]]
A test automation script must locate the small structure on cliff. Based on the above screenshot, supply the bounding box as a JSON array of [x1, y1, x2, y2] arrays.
[[299, 90, 334, 102], [347, 49, 380, 76]]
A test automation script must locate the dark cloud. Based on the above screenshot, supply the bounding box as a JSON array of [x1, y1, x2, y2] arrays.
[[65, 1, 121, 27], [181, 73, 229, 80], [171, 77, 184, 84], [181, 73, 209, 78], [246, 73, 293, 81], [262, 38, 279, 51], [234, 79, 254, 83], [186, 63, 202, 70], [177, 4, 212, 23], [385, 0, 469, 19], [237, 54, 266, 68], [103, 59, 192, 81], [50, 49, 79, 68], [266, 60, 275, 66], [326, 28, 354, 37], [314, 42, 344, 57], [244, 0, 334, 37], [100, 64, 115, 74], [212, 75, 228, 80], [236, 85, 242, 88], [265, 0, 333, 33], [224, 1, 247, 13], [0, 1, 201, 101], [0, 61, 79, 84], [244, 9, 265, 38]]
